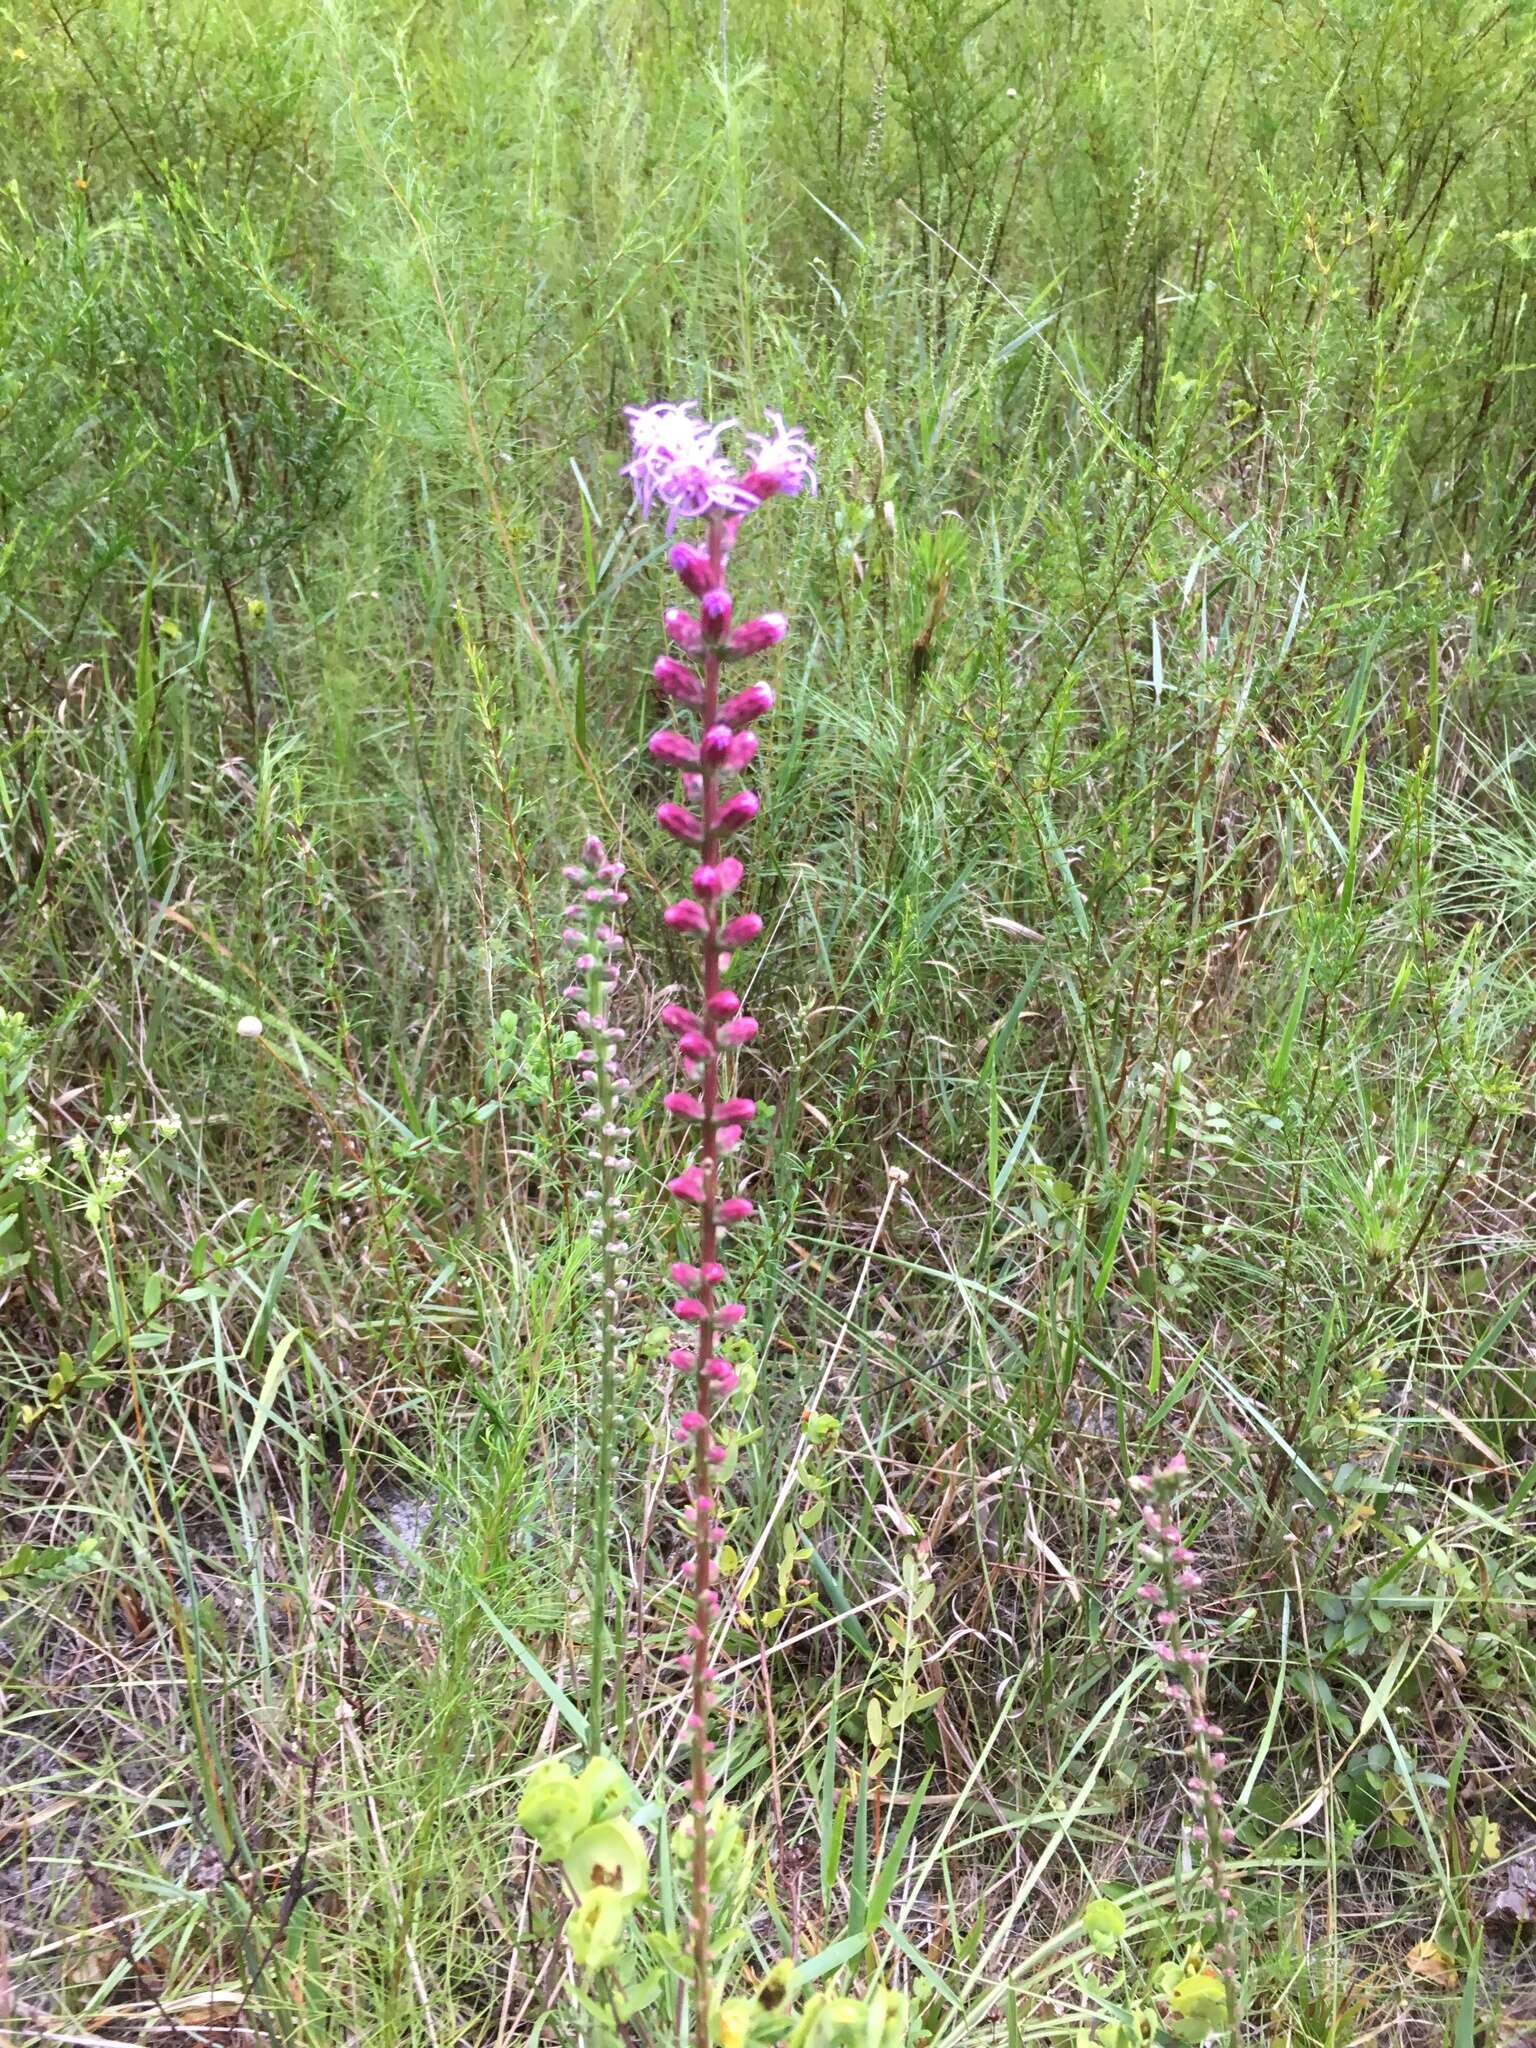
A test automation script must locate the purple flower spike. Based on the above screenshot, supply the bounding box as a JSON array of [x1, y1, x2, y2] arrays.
[[620, 399, 809, 2036]]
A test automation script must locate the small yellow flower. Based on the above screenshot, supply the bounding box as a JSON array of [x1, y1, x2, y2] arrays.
[[716, 2000, 753, 2048]]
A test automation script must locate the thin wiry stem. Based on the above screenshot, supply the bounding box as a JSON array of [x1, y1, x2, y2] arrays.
[[559, 843, 632, 1754]]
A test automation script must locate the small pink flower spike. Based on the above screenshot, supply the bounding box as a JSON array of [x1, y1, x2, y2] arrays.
[[1131, 1453, 1243, 2017]]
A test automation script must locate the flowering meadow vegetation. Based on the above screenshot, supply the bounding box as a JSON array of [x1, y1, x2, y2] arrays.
[[4, 2, 1536, 2044]]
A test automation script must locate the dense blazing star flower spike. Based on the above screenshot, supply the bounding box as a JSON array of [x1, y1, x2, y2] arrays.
[[1130, 1454, 1243, 2029], [560, 838, 633, 1750], [624, 399, 815, 2047]]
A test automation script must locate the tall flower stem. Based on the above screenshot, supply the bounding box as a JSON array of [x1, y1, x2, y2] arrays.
[[620, 394, 816, 2047]]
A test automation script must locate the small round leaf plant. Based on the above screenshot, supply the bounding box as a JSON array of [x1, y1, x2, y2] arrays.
[[515, 406, 910, 2048]]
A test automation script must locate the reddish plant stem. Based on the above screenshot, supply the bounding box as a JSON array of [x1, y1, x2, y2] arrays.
[[688, 511, 727, 2048]]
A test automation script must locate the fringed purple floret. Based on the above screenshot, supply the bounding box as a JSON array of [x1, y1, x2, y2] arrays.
[[621, 403, 760, 530], [623, 403, 817, 531]]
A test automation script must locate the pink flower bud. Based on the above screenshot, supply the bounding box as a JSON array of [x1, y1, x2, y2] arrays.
[[691, 857, 744, 901], [661, 1003, 702, 1034], [715, 789, 760, 837], [705, 990, 741, 1019], [668, 1346, 694, 1370], [668, 543, 715, 597], [720, 912, 762, 947], [718, 1196, 754, 1224], [718, 682, 775, 729], [669, 1167, 706, 1204], [715, 1302, 746, 1325], [671, 1261, 701, 1287], [656, 801, 704, 844], [717, 1096, 756, 1120], [665, 1091, 706, 1120], [665, 608, 704, 651], [650, 727, 700, 767], [700, 588, 733, 635], [664, 899, 710, 934], [723, 732, 758, 772], [721, 1015, 758, 1045], [727, 612, 786, 655], [701, 1261, 727, 1285], [677, 1030, 712, 1062], [674, 1297, 708, 1322], [653, 656, 705, 707], [716, 1124, 745, 1153]]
